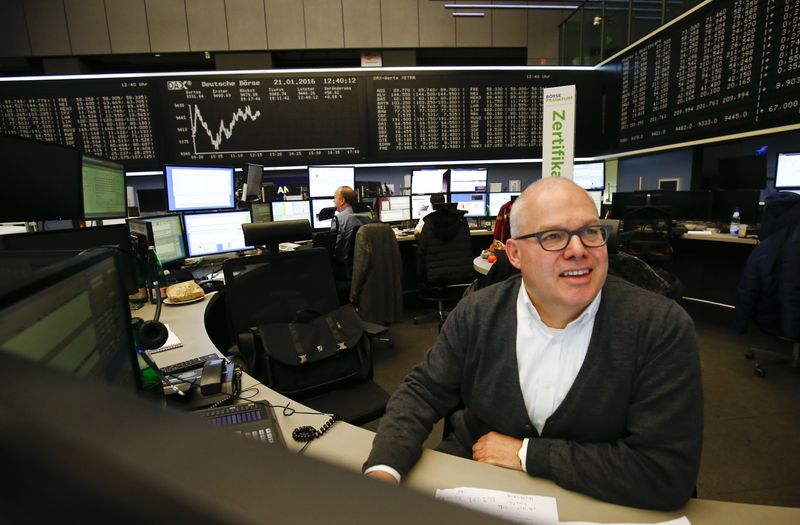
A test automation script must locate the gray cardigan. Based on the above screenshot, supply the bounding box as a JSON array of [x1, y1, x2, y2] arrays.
[[364, 274, 703, 510]]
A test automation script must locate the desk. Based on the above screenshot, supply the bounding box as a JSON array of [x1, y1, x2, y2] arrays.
[[473, 255, 492, 275], [680, 232, 759, 246], [142, 299, 800, 524]]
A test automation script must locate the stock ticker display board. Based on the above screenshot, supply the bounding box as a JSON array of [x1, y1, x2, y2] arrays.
[[612, 0, 800, 151], [0, 69, 612, 170]]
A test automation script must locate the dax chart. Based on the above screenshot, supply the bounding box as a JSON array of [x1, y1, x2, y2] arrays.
[[163, 76, 367, 165]]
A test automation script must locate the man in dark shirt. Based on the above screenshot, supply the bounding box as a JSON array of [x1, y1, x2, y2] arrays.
[[364, 177, 703, 510]]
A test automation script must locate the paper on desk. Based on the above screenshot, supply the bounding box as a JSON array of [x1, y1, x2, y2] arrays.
[[561, 516, 690, 525], [435, 487, 559, 525]]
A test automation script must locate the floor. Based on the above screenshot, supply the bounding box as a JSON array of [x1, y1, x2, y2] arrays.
[[363, 294, 800, 509]]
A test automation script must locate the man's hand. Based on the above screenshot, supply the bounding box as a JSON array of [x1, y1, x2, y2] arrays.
[[472, 431, 524, 471], [366, 470, 400, 484]]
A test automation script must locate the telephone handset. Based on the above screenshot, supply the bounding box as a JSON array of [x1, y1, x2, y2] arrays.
[[199, 358, 234, 396]]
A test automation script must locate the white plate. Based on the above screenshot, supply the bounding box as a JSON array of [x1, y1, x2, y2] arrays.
[[163, 296, 205, 306]]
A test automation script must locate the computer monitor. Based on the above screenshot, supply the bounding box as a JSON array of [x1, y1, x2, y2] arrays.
[[661, 191, 712, 221], [713, 155, 767, 190], [308, 166, 355, 198], [776, 152, 800, 188], [182, 210, 253, 258], [129, 215, 187, 265], [136, 188, 167, 214], [411, 194, 447, 220], [0, 248, 139, 390], [164, 165, 235, 212], [710, 190, 760, 224], [412, 169, 448, 194], [451, 193, 487, 217], [81, 155, 127, 220], [487, 192, 519, 217], [573, 162, 605, 190], [311, 198, 336, 229], [0, 225, 137, 294], [250, 202, 272, 223], [271, 200, 311, 223], [0, 134, 83, 222], [378, 196, 412, 223], [449, 168, 487, 193], [243, 163, 264, 201], [262, 174, 309, 202]]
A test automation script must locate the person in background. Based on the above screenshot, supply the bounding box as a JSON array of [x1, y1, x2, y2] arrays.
[[413, 193, 446, 238], [332, 186, 371, 273], [363, 177, 703, 511]]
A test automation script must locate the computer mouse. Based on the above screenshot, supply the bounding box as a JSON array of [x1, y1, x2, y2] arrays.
[[198, 279, 225, 293]]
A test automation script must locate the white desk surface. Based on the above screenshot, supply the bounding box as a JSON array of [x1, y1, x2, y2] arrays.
[[140, 298, 800, 524], [679, 232, 759, 245], [473, 255, 493, 275]]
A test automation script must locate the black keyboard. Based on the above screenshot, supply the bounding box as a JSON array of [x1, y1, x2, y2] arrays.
[[158, 353, 218, 375], [194, 402, 285, 446]]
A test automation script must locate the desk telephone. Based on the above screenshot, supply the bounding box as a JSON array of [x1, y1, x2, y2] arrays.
[[199, 358, 235, 396]]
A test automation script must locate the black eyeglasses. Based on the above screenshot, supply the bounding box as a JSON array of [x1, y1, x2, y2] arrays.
[[513, 225, 608, 252]]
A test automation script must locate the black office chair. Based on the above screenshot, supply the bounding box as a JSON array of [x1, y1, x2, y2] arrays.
[[734, 192, 800, 377], [223, 248, 388, 424], [242, 219, 312, 253], [622, 202, 674, 266], [413, 204, 474, 327]]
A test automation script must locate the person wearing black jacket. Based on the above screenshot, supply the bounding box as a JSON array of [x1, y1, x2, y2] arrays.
[[416, 202, 474, 286]]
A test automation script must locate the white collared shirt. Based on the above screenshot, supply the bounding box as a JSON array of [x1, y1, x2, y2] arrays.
[[516, 282, 601, 471]]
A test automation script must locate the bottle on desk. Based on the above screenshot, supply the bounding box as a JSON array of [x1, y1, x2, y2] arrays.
[[146, 246, 167, 304], [729, 207, 741, 236]]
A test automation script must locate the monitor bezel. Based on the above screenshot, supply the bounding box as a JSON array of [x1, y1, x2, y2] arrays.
[[81, 154, 127, 220], [307, 165, 355, 199], [164, 165, 236, 212], [775, 151, 800, 189], [181, 210, 253, 258], [244, 163, 265, 202]]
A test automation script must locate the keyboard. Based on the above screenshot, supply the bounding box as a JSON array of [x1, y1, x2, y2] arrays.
[[193, 402, 285, 446]]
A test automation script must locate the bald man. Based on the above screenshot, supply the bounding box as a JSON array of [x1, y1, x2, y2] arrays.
[[364, 178, 702, 511]]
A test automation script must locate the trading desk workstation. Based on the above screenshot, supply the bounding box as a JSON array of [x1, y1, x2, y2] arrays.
[[141, 292, 800, 524]]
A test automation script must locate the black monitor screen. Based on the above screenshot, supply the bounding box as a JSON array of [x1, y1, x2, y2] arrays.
[[183, 210, 253, 257], [0, 249, 139, 390], [0, 134, 82, 222], [82, 155, 127, 220], [244, 163, 264, 201], [710, 190, 761, 225], [165, 165, 235, 212], [0, 225, 137, 294], [776, 152, 800, 189], [263, 175, 309, 202], [662, 191, 712, 221], [714, 155, 767, 190], [137, 188, 167, 213]]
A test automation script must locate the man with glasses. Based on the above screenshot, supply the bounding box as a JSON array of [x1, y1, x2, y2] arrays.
[[364, 178, 702, 510]]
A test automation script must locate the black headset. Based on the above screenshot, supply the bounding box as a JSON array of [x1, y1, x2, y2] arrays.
[[132, 284, 168, 350]]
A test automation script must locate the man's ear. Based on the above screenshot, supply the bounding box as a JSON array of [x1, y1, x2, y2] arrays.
[[505, 239, 523, 270]]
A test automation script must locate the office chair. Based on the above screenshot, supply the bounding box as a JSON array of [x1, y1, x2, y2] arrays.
[[735, 193, 800, 377], [350, 222, 403, 325], [223, 248, 389, 424], [242, 219, 312, 253], [413, 204, 474, 327], [622, 201, 674, 266]]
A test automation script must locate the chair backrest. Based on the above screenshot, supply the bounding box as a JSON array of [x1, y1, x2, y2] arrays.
[[350, 222, 403, 324], [223, 248, 340, 336], [417, 209, 474, 287], [600, 218, 620, 255], [242, 220, 312, 253], [622, 205, 673, 264]]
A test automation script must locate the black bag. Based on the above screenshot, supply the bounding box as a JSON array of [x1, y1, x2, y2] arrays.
[[238, 304, 372, 399]]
